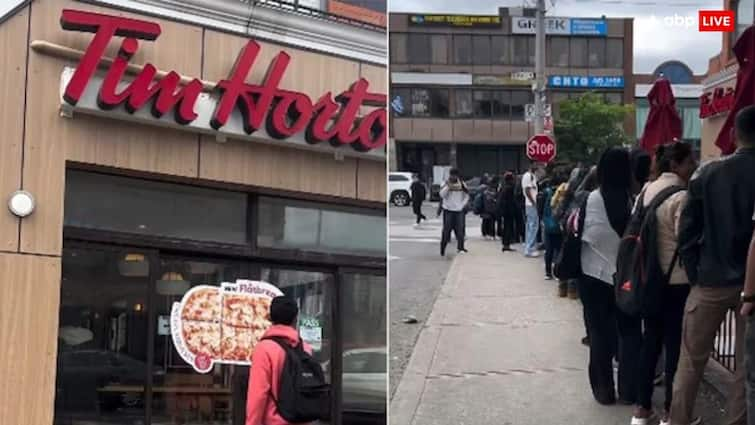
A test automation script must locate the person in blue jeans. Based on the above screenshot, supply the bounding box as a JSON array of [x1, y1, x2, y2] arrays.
[[521, 162, 540, 257]]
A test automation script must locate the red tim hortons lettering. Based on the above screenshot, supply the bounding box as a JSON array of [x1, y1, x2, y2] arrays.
[[97, 38, 202, 124], [60, 9, 161, 105]]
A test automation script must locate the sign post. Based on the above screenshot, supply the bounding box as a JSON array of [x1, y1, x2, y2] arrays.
[[527, 134, 557, 163]]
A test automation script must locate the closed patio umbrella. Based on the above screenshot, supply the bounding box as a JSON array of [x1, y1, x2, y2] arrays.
[[715, 25, 755, 155], [639, 77, 682, 154]]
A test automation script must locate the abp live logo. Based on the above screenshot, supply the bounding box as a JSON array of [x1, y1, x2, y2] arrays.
[[699, 10, 735, 32]]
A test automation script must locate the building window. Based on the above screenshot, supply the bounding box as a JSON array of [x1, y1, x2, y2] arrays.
[[454, 89, 473, 117], [512, 36, 531, 66], [257, 197, 386, 256], [453, 34, 472, 64], [430, 89, 450, 117], [511, 91, 532, 121], [588, 37, 606, 68], [390, 33, 407, 63], [548, 37, 570, 67], [570, 37, 588, 67], [431, 35, 449, 64], [64, 170, 248, 244], [407, 34, 432, 64], [606, 38, 624, 68], [473, 90, 493, 118], [492, 91, 511, 120], [340, 272, 387, 423], [605, 92, 623, 104], [472, 35, 492, 65], [491, 35, 510, 65]]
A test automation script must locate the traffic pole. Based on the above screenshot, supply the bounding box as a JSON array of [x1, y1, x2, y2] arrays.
[[534, 0, 546, 135]]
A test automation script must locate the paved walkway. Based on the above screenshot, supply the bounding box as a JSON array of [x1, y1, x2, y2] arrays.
[[391, 236, 726, 425]]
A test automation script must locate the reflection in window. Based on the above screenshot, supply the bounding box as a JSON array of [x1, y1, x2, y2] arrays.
[[454, 89, 473, 117], [259, 268, 333, 367], [56, 248, 151, 425], [606, 38, 624, 68], [473, 35, 491, 65], [588, 37, 606, 68], [407, 34, 431, 64], [570, 37, 587, 67], [453, 34, 472, 64], [492, 91, 511, 119], [548, 37, 569, 67], [473, 90, 493, 118], [341, 273, 386, 424], [491, 35, 510, 65], [390, 87, 410, 117], [257, 197, 386, 256]]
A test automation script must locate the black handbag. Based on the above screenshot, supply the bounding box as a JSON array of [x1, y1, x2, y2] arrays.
[[553, 195, 588, 281]]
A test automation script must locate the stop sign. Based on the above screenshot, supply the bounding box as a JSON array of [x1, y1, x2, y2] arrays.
[[526, 134, 557, 163]]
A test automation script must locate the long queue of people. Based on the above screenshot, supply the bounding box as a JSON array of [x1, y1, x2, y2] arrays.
[[423, 105, 755, 425]]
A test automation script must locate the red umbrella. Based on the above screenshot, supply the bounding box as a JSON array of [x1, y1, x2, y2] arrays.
[[715, 26, 755, 155], [640, 77, 682, 154]]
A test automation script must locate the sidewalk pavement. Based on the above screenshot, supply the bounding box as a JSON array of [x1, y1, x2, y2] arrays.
[[390, 237, 726, 425]]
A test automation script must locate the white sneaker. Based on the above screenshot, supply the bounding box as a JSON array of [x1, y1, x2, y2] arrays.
[[631, 417, 649, 425], [413, 223, 420, 228]]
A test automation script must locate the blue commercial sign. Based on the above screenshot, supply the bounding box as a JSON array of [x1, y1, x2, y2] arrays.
[[548, 75, 624, 89], [570, 19, 607, 36]]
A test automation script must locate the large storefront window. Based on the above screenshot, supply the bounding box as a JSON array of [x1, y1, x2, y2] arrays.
[[341, 273, 387, 425], [407, 33, 431, 64], [57, 170, 386, 425]]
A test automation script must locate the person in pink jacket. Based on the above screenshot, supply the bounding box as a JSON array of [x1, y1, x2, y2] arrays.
[[246, 296, 313, 425]]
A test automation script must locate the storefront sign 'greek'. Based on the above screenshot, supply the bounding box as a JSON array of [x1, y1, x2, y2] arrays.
[[170, 280, 283, 373], [59, 9, 386, 155]]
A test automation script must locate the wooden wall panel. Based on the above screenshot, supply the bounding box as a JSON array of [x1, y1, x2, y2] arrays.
[[22, 0, 203, 255], [30, 0, 203, 76], [0, 6, 28, 252], [199, 137, 358, 199], [357, 159, 386, 202], [0, 253, 61, 425], [203, 29, 360, 98]]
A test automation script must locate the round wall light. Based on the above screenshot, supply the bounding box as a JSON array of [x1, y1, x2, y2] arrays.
[[8, 191, 35, 218]]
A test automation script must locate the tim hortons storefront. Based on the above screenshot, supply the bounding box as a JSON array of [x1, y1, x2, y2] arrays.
[[0, 2, 387, 425]]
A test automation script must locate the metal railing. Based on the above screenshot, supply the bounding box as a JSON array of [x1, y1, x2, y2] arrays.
[[242, 0, 385, 31], [711, 308, 737, 373]]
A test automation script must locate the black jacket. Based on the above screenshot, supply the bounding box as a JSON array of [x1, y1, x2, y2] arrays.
[[497, 184, 517, 217], [410, 181, 427, 204], [678, 148, 755, 287]]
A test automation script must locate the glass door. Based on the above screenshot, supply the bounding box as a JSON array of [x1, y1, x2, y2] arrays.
[[149, 257, 251, 425]]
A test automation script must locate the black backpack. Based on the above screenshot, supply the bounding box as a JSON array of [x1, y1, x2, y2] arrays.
[[614, 186, 685, 318], [483, 188, 498, 216], [553, 192, 588, 281], [264, 336, 331, 422]]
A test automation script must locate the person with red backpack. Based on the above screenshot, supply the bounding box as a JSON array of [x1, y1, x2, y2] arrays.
[[626, 142, 697, 425], [247, 296, 330, 425]]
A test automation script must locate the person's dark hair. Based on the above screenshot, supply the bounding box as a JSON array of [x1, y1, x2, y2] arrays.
[[654, 141, 693, 175], [529, 161, 538, 171], [270, 296, 299, 326], [503, 172, 515, 184], [449, 168, 460, 177], [630, 148, 651, 185], [490, 176, 500, 187], [736, 105, 755, 146], [577, 166, 598, 193], [597, 147, 632, 236], [480, 176, 489, 186], [448, 176, 459, 184]]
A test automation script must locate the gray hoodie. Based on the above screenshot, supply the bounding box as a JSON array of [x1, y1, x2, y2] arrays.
[[439, 181, 470, 212]]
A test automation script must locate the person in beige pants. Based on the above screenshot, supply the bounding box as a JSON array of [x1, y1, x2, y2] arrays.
[[671, 106, 755, 425]]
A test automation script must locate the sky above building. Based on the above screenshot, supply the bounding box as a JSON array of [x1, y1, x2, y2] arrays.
[[390, 0, 722, 75]]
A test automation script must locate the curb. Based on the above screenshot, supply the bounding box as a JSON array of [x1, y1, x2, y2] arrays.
[[389, 248, 465, 425]]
